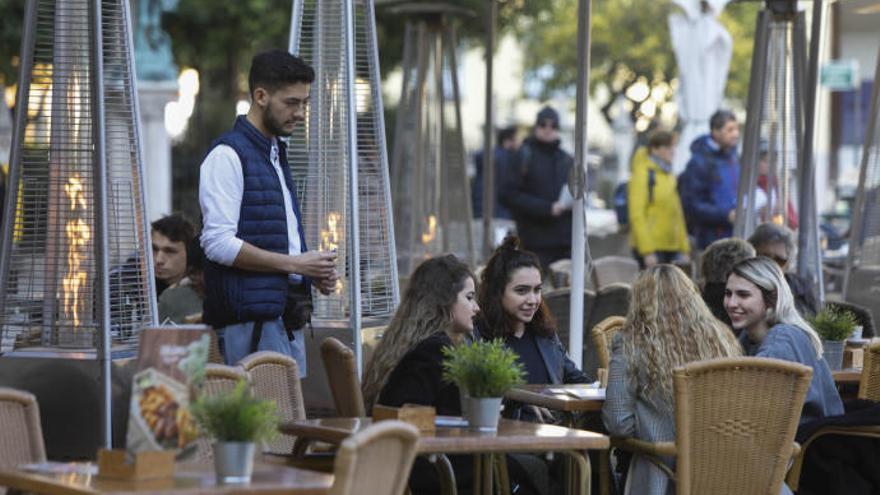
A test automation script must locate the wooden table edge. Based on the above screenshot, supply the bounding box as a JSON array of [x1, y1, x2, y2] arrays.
[[504, 389, 604, 412], [0, 469, 97, 495]]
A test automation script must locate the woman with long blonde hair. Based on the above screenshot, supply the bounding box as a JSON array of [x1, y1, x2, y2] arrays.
[[603, 264, 741, 495], [362, 254, 477, 414], [725, 256, 843, 423]]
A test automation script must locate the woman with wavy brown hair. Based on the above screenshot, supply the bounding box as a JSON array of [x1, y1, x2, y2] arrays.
[[362, 254, 477, 414], [476, 237, 592, 412], [602, 264, 742, 495]]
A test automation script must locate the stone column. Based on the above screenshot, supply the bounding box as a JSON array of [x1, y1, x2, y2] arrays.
[[137, 80, 177, 222]]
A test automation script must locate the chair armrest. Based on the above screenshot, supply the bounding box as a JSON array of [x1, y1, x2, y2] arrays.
[[611, 437, 677, 457], [786, 426, 880, 491]]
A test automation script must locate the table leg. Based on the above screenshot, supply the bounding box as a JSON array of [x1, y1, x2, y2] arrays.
[[561, 450, 591, 495], [481, 454, 493, 495], [428, 454, 458, 495]]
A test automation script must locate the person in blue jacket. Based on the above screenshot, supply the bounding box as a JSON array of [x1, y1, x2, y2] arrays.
[[679, 110, 741, 249]]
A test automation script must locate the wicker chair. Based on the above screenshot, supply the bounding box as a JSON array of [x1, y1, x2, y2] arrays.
[[0, 387, 46, 469], [207, 330, 224, 364], [859, 339, 880, 401], [591, 316, 625, 385], [194, 364, 250, 461], [590, 256, 639, 289], [584, 283, 631, 377], [611, 357, 812, 495], [544, 288, 597, 352], [239, 351, 307, 455], [328, 420, 420, 495], [320, 337, 366, 417]]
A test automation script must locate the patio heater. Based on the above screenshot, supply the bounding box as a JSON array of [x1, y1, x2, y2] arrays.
[[843, 50, 880, 325], [734, 0, 824, 302], [288, 0, 399, 379], [387, 2, 476, 277], [0, 0, 156, 457]]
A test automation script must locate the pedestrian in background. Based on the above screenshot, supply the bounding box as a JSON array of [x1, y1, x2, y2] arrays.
[[679, 109, 741, 250], [500, 106, 573, 274], [628, 130, 690, 268]]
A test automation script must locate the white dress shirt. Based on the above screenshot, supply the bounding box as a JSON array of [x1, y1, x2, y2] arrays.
[[199, 140, 302, 277]]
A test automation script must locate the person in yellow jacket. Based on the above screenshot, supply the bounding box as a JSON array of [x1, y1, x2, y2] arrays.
[[628, 131, 691, 268]]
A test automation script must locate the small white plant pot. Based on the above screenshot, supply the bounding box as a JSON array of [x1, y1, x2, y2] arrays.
[[465, 397, 503, 431], [213, 441, 255, 484]]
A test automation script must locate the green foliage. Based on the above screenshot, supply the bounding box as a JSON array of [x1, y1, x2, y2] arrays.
[[520, 0, 761, 124], [808, 306, 858, 342], [191, 381, 278, 443], [442, 339, 525, 398]]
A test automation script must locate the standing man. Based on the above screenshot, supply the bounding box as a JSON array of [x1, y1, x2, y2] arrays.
[[499, 107, 573, 273], [679, 109, 741, 250], [199, 49, 337, 374], [473, 125, 517, 221]]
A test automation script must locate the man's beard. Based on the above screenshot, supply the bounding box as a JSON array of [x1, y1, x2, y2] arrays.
[[262, 106, 295, 137]]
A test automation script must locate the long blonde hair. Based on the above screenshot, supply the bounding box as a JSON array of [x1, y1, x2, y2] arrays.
[[729, 256, 823, 356], [361, 255, 474, 413], [622, 264, 742, 407]]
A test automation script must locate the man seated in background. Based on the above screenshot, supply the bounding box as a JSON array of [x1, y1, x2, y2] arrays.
[[748, 222, 818, 317], [152, 213, 204, 323]]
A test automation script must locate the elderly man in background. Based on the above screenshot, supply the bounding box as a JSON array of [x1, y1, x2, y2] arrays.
[[748, 222, 818, 316]]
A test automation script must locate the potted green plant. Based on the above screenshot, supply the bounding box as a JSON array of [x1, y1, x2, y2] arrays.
[[191, 381, 277, 484], [808, 306, 857, 371], [442, 339, 525, 430]]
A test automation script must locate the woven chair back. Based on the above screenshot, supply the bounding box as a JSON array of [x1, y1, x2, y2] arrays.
[[194, 364, 250, 460], [859, 340, 880, 401], [239, 351, 307, 454], [0, 387, 46, 469], [592, 316, 626, 371], [591, 256, 639, 289], [673, 357, 812, 495], [329, 420, 420, 495], [207, 331, 225, 364], [321, 337, 366, 417]]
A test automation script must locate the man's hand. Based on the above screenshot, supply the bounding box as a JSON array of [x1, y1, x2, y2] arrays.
[[728, 209, 736, 224], [644, 253, 659, 268], [289, 250, 337, 280], [313, 271, 339, 295], [551, 201, 570, 217]]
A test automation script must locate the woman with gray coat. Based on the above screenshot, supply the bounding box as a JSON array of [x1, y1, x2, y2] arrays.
[[603, 265, 742, 495]]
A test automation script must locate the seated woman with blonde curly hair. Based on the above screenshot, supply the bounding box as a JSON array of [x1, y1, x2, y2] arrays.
[[603, 264, 742, 495]]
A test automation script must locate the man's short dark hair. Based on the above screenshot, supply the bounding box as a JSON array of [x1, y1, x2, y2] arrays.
[[497, 126, 517, 145], [710, 110, 736, 131], [151, 213, 195, 245], [648, 130, 674, 149], [248, 49, 315, 98]]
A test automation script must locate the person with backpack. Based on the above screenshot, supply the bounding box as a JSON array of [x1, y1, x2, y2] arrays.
[[627, 130, 690, 268], [499, 106, 574, 274], [678, 109, 741, 250]]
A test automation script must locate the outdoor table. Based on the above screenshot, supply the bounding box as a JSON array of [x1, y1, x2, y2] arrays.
[[280, 417, 609, 495], [833, 368, 862, 385], [0, 458, 333, 495], [504, 384, 607, 495]]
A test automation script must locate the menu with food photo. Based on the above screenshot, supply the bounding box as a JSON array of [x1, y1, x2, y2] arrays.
[[126, 326, 211, 459]]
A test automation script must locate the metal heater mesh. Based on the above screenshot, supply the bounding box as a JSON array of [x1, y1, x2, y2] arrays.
[[288, 0, 398, 321], [391, 17, 474, 278], [850, 67, 880, 267], [737, 10, 822, 293], [0, 0, 154, 352]]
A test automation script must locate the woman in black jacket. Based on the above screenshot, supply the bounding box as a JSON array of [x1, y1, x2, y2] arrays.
[[476, 236, 592, 394], [366, 254, 478, 495]]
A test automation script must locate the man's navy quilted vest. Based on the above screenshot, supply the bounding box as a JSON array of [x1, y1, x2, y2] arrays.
[[202, 116, 308, 327]]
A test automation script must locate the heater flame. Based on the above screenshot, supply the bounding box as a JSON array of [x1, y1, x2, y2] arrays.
[[62, 176, 91, 327], [421, 215, 437, 245], [320, 212, 343, 294]]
